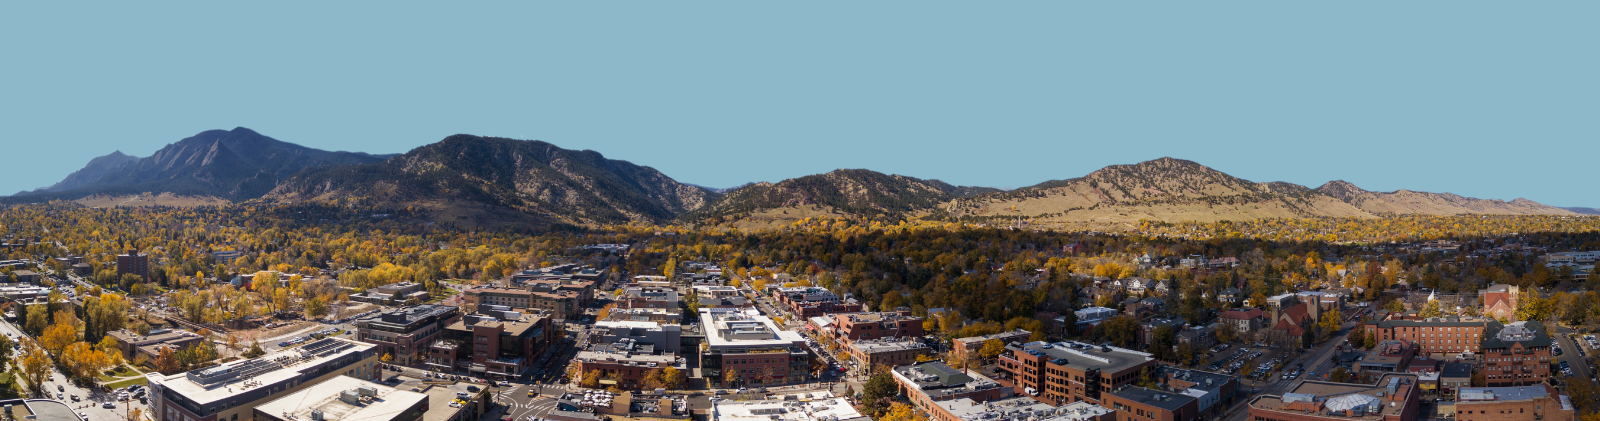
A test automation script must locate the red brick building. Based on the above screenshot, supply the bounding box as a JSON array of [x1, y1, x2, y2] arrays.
[[1480, 284, 1518, 321], [1479, 321, 1554, 387], [1454, 385, 1574, 421], [1362, 317, 1489, 358], [952, 330, 1032, 361], [427, 311, 555, 380], [826, 311, 925, 348], [997, 341, 1156, 405]]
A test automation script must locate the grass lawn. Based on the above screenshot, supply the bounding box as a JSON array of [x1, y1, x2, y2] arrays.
[[99, 365, 143, 382], [104, 376, 148, 389]]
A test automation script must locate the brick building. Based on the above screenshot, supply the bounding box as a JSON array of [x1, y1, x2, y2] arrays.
[[117, 251, 149, 279], [997, 341, 1157, 406], [1362, 317, 1489, 358], [1453, 385, 1573, 421], [1480, 284, 1519, 321], [1162, 368, 1239, 415], [572, 340, 681, 390], [826, 311, 925, 348], [847, 339, 931, 370], [426, 309, 555, 380], [698, 308, 810, 388], [354, 304, 460, 366], [774, 287, 862, 318], [952, 330, 1032, 361], [1105, 387, 1200, 421], [1479, 321, 1553, 386]]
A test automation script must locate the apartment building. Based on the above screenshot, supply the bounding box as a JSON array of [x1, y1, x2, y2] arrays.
[[774, 287, 862, 318], [1480, 321, 1553, 387], [353, 304, 461, 366], [1362, 317, 1489, 358], [148, 338, 379, 421], [462, 286, 582, 319], [997, 341, 1157, 406]]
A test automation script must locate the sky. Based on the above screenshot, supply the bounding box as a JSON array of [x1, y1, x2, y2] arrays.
[[1, 2, 1595, 206]]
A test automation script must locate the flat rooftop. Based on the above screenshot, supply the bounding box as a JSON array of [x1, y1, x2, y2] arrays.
[[1012, 341, 1153, 374], [698, 308, 804, 348], [940, 396, 1055, 421], [1110, 387, 1197, 411], [892, 361, 1008, 400], [953, 330, 1031, 345], [1248, 374, 1419, 421], [255, 375, 426, 421], [712, 394, 865, 421], [446, 312, 546, 336], [148, 338, 375, 405], [850, 339, 929, 354]]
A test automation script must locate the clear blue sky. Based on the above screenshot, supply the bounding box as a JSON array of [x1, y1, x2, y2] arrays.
[[2, 2, 1595, 206]]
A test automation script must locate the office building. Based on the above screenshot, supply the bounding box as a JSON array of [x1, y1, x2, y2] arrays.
[[698, 308, 809, 387], [354, 305, 461, 366], [997, 341, 1157, 406], [148, 338, 379, 421]]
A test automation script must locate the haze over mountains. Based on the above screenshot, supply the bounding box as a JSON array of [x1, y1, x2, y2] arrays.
[[11, 128, 1584, 228]]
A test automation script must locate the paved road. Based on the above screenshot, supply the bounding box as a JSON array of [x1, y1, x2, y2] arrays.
[[0, 319, 148, 421], [1218, 323, 1356, 421], [1554, 327, 1595, 383]]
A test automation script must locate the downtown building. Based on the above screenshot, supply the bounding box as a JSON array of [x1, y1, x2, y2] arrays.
[[353, 304, 461, 366], [698, 308, 810, 388], [148, 338, 380, 421], [997, 341, 1157, 406], [1479, 321, 1554, 387], [1362, 316, 1489, 358], [1247, 374, 1422, 421], [426, 306, 555, 380]]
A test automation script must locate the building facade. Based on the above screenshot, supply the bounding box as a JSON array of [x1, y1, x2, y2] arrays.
[[997, 341, 1157, 406], [354, 304, 461, 366]]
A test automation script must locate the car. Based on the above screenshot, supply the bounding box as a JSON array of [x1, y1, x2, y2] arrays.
[[57, 393, 63, 399], [58, 385, 63, 392], [497, 381, 511, 386], [103, 402, 116, 409], [70, 395, 78, 401]]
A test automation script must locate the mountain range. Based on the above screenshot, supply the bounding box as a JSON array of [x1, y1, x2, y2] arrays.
[[11, 128, 1585, 228]]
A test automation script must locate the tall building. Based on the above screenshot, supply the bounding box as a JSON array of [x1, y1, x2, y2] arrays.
[[698, 308, 810, 388], [1480, 321, 1553, 386], [353, 304, 461, 366], [997, 341, 1157, 406], [117, 251, 149, 279], [148, 338, 379, 421]]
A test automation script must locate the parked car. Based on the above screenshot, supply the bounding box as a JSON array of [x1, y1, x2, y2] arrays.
[[102, 402, 116, 409]]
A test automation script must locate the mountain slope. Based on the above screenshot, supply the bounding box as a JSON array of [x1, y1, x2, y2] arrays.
[[681, 169, 997, 223], [11, 128, 392, 202], [1564, 207, 1600, 216], [1313, 181, 1576, 216], [23, 151, 140, 194], [941, 157, 1374, 226], [267, 134, 716, 226]]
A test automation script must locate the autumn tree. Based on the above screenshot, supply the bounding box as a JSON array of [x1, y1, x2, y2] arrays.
[[1418, 300, 1443, 318], [581, 370, 602, 389], [879, 403, 927, 421], [661, 366, 685, 389], [17, 339, 51, 397]]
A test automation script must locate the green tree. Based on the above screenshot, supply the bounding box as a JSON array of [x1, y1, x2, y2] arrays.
[[862, 372, 898, 417]]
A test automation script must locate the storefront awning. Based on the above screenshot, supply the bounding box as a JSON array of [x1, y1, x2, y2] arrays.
[[599, 380, 617, 385]]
